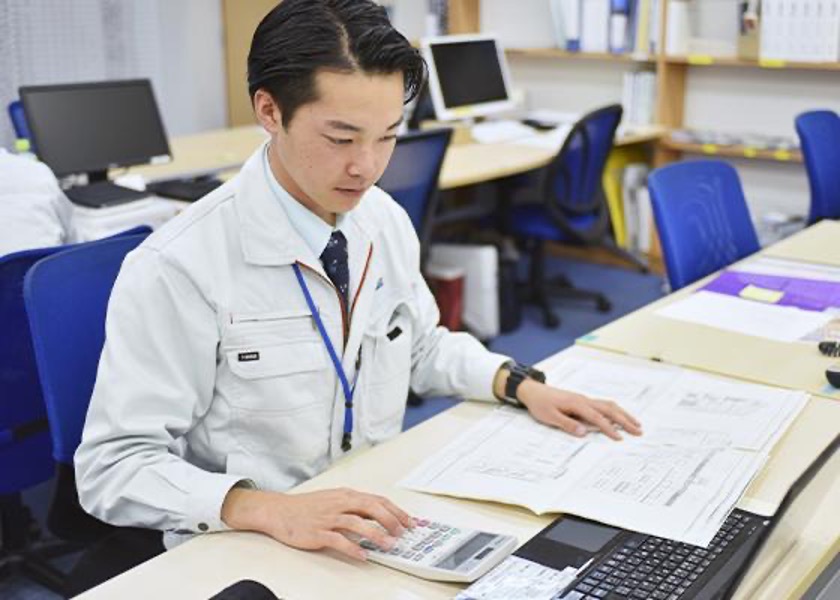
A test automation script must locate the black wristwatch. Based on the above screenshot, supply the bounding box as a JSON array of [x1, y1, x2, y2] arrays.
[[498, 360, 546, 409]]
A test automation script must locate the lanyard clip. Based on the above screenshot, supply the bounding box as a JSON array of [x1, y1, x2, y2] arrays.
[[341, 432, 352, 453]]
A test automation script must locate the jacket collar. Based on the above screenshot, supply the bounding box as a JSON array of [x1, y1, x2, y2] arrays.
[[235, 140, 381, 267]]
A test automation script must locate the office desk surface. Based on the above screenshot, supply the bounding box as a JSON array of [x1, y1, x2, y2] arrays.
[[581, 221, 840, 401], [77, 395, 840, 600], [128, 124, 664, 191]]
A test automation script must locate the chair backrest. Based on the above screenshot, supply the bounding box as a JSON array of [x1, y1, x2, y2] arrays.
[[7, 99, 32, 142], [377, 128, 452, 249], [795, 109, 840, 224], [648, 160, 760, 291], [539, 104, 623, 244], [0, 246, 65, 493], [24, 233, 148, 464], [0, 225, 150, 493]]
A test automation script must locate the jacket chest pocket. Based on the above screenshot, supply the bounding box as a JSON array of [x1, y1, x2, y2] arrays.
[[222, 314, 333, 461], [361, 298, 413, 441]]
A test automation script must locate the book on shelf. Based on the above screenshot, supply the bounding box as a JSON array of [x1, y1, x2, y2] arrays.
[[760, 0, 840, 63], [547, 0, 655, 55]]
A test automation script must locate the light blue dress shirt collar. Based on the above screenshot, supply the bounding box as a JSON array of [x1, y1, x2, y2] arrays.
[[262, 144, 348, 259]]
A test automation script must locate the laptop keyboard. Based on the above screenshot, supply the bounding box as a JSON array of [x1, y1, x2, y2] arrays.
[[559, 512, 760, 600]]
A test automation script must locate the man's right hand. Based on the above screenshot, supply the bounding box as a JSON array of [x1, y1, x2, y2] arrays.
[[221, 487, 413, 560]]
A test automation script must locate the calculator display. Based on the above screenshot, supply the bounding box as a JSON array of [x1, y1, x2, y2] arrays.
[[435, 533, 495, 569]]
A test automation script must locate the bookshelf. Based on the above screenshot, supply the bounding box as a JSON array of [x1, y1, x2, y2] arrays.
[[445, 0, 840, 168]]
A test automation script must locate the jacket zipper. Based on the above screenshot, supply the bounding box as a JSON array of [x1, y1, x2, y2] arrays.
[[296, 240, 374, 348]]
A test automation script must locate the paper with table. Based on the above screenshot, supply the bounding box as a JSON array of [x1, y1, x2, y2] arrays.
[[400, 347, 806, 547], [656, 257, 840, 343]]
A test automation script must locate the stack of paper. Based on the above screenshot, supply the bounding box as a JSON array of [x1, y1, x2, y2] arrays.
[[658, 257, 840, 343], [400, 347, 806, 546]]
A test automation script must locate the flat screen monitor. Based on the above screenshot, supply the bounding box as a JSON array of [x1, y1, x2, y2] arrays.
[[421, 34, 516, 122], [19, 79, 171, 180]]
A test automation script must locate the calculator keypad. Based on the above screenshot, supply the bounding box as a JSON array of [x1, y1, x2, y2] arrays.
[[359, 518, 469, 565]]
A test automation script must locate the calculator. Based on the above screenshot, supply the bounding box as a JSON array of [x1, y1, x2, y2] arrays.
[[357, 518, 518, 582]]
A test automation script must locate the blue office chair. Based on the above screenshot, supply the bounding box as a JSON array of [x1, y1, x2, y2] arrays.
[[0, 225, 150, 592], [0, 246, 73, 593], [377, 128, 452, 406], [377, 127, 453, 259], [648, 160, 760, 291], [24, 233, 148, 550], [795, 110, 840, 223], [7, 99, 32, 144], [506, 105, 626, 328]]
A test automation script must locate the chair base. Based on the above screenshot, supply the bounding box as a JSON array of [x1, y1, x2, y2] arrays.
[[1, 493, 79, 596], [525, 241, 612, 329]]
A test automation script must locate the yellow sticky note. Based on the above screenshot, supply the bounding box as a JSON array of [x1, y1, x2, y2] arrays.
[[759, 58, 787, 68], [701, 144, 718, 154], [743, 147, 758, 158], [739, 284, 784, 304], [688, 54, 714, 65], [773, 149, 792, 161]]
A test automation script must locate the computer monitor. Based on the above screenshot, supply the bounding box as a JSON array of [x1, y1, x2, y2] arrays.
[[19, 79, 171, 182], [421, 34, 516, 122]]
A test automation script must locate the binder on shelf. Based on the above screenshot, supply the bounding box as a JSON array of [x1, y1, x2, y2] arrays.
[[581, 0, 610, 53], [633, 0, 652, 56], [548, 0, 569, 49], [561, 0, 582, 51], [609, 0, 630, 53]]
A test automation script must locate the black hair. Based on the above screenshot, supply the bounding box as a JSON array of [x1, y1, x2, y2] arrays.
[[247, 0, 426, 128]]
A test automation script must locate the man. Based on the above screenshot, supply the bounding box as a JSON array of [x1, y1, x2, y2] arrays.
[[0, 149, 77, 256], [75, 0, 641, 567]]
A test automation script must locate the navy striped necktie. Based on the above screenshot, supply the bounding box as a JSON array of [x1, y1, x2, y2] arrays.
[[320, 230, 349, 309]]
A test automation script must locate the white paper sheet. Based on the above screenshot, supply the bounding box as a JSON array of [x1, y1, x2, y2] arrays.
[[401, 348, 806, 547], [455, 556, 579, 600], [656, 290, 834, 342], [732, 256, 840, 282]]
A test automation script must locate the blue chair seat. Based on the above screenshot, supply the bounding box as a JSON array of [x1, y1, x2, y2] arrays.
[[508, 204, 599, 243]]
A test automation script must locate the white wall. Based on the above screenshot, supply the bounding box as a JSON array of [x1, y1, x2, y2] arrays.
[[0, 0, 226, 151]]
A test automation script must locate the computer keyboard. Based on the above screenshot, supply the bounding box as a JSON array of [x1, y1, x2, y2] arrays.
[[558, 512, 762, 600], [65, 181, 149, 208], [471, 120, 538, 144], [146, 177, 222, 202]]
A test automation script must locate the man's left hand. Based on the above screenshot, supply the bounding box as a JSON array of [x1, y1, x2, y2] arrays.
[[494, 371, 643, 441]]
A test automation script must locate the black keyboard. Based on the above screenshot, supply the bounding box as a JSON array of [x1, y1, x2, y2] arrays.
[[559, 512, 762, 600], [65, 181, 149, 208], [146, 177, 222, 202]]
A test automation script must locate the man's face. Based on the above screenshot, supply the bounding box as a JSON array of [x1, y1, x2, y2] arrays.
[[259, 70, 405, 224]]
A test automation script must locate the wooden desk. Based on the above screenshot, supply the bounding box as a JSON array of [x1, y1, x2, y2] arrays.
[[77, 221, 839, 599], [580, 220, 840, 401], [129, 124, 665, 191], [76, 395, 840, 600]]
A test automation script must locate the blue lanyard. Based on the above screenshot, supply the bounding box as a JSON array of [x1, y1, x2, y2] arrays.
[[292, 263, 356, 452]]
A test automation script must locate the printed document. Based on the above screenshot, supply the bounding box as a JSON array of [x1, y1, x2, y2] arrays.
[[655, 290, 834, 342], [400, 347, 806, 546]]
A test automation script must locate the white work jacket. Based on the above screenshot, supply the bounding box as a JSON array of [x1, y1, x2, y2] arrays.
[[75, 142, 509, 545]]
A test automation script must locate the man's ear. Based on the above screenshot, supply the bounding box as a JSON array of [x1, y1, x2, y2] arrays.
[[253, 89, 282, 134]]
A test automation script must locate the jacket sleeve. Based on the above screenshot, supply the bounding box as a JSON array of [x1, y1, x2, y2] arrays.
[[397, 215, 510, 402], [75, 247, 249, 535]]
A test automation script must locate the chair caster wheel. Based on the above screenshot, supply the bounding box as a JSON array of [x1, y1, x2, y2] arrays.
[[596, 298, 611, 312]]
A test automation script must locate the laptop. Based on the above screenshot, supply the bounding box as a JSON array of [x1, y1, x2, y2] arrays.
[[470, 433, 839, 600]]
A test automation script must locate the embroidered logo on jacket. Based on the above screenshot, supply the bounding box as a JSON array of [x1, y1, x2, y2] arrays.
[[237, 351, 260, 362]]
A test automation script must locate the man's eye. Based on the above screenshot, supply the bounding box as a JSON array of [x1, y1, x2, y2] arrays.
[[325, 136, 352, 145]]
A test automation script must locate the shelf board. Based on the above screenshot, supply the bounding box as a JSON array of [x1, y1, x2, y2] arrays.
[[660, 138, 803, 163], [506, 48, 653, 63], [665, 55, 840, 71]]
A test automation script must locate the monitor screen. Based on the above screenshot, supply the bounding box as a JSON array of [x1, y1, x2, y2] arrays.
[[422, 35, 515, 121], [20, 79, 171, 177]]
